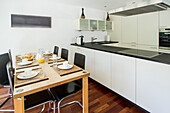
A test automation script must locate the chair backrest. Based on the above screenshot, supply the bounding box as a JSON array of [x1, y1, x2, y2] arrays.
[[61, 48, 68, 60], [0, 53, 10, 85], [8, 49, 14, 70], [6, 62, 14, 94], [74, 53, 85, 69], [53, 46, 59, 55]]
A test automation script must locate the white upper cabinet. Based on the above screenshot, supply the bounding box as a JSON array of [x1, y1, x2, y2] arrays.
[[160, 9, 170, 27], [106, 21, 112, 30], [75, 19, 112, 31], [112, 54, 136, 103], [90, 20, 97, 30], [75, 19, 89, 30], [122, 16, 138, 45], [98, 20, 106, 30], [108, 16, 122, 42], [137, 12, 159, 46]]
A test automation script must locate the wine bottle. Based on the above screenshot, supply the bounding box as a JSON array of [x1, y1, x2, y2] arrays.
[[106, 12, 110, 21], [81, 8, 85, 19]]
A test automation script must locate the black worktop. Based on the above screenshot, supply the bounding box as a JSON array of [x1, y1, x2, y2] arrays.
[[71, 41, 170, 65]]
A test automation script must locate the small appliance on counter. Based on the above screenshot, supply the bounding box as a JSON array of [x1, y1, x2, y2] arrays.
[[105, 35, 110, 41], [76, 35, 84, 45]]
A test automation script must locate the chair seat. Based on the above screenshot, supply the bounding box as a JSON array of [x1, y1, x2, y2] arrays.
[[51, 82, 82, 101], [24, 90, 54, 110]]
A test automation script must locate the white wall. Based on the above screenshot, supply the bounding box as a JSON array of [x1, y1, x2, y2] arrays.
[[0, 0, 107, 57]]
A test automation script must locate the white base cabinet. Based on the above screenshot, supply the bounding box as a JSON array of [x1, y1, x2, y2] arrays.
[[81, 48, 95, 79], [112, 54, 136, 103], [70, 45, 170, 112], [94, 50, 112, 89], [70, 46, 95, 79], [136, 59, 170, 113]]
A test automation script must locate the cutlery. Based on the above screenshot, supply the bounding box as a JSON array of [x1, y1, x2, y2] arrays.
[[17, 77, 38, 84], [15, 78, 49, 88], [60, 69, 83, 76], [16, 68, 41, 74]]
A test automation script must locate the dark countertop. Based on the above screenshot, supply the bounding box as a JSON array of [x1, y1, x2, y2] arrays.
[[71, 41, 170, 65]]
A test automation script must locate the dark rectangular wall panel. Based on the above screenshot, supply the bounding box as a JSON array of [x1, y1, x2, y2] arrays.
[[11, 14, 51, 28]]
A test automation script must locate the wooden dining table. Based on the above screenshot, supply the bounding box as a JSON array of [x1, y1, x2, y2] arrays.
[[13, 56, 90, 113]]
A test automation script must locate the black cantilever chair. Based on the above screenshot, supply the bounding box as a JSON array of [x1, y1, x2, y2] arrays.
[[6, 62, 56, 113], [8, 49, 13, 68], [61, 48, 68, 60], [0, 53, 11, 111], [53, 46, 59, 56], [8, 49, 15, 74], [50, 52, 85, 113]]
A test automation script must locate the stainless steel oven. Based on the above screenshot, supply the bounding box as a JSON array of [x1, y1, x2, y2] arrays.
[[159, 28, 170, 49]]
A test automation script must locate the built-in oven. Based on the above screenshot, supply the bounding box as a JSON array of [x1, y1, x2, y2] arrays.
[[159, 28, 170, 49]]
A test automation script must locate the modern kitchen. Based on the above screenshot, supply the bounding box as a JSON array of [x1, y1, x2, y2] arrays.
[[0, 0, 170, 113]]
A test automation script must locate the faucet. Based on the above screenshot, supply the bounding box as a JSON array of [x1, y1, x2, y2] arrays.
[[91, 37, 97, 42]]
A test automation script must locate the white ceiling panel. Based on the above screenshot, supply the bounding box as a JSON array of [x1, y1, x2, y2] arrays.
[[55, 0, 126, 11]]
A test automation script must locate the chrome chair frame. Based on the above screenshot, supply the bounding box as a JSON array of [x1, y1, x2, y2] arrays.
[[49, 89, 83, 113], [25, 100, 56, 113], [1, 62, 57, 113], [57, 95, 82, 113]]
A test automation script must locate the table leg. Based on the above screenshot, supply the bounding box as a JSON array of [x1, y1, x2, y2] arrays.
[[82, 76, 88, 113], [14, 97, 25, 113]]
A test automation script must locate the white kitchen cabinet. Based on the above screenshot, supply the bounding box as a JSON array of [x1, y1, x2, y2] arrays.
[[70, 46, 83, 63], [90, 20, 97, 30], [138, 12, 159, 46], [97, 20, 105, 30], [75, 19, 89, 30], [94, 50, 112, 89], [160, 9, 170, 27], [70, 46, 95, 79], [136, 59, 170, 113], [75, 19, 112, 31], [122, 15, 137, 45], [81, 47, 95, 79], [111, 54, 136, 103], [108, 16, 122, 42], [106, 21, 112, 30]]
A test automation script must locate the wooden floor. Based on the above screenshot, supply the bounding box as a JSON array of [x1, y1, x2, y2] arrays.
[[0, 78, 146, 113]]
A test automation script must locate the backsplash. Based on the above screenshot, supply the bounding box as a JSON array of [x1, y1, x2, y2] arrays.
[[74, 30, 107, 43]]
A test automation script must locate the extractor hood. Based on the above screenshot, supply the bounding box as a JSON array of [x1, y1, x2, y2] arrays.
[[109, 0, 170, 16]]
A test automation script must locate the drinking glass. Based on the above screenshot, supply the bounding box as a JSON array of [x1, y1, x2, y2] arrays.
[[53, 58, 57, 67]]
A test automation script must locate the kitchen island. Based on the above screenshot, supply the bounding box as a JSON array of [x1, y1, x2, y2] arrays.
[[70, 41, 170, 113]]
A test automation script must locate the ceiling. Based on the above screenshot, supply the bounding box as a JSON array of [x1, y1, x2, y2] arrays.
[[56, 0, 126, 11]]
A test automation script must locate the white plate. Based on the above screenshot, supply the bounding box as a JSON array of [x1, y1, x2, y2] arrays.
[[49, 57, 61, 60], [17, 71, 40, 79], [18, 61, 33, 66], [58, 64, 73, 70]]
